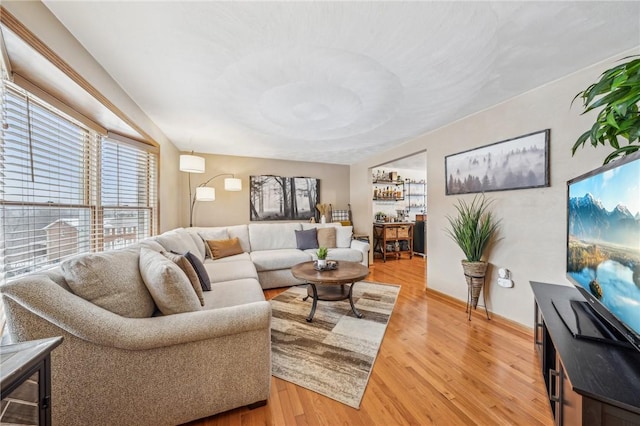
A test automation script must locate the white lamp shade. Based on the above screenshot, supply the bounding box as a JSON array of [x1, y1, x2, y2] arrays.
[[224, 177, 242, 191], [196, 186, 215, 201], [179, 155, 205, 173]]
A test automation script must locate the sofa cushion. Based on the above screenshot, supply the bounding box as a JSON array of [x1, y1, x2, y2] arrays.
[[44, 268, 72, 292], [250, 249, 312, 272], [182, 251, 211, 291], [62, 251, 155, 318], [295, 228, 318, 250], [248, 223, 301, 251], [139, 248, 202, 315], [317, 227, 337, 248], [155, 228, 203, 262], [197, 227, 228, 241], [205, 237, 244, 259], [202, 278, 265, 309], [186, 230, 207, 260], [206, 252, 251, 263], [204, 259, 259, 283], [336, 226, 353, 248], [301, 223, 340, 231], [226, 225, 251, 253], [162, 251, 205, 306]]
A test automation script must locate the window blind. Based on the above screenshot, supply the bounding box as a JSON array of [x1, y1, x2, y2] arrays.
[[101, 137, 157, 251], [0, 81, 158, 282]]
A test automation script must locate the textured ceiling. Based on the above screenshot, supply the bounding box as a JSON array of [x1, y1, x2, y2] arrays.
[[43, 1, 640, 165]]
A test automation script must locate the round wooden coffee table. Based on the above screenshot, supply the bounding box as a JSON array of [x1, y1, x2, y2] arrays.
[[291, 261, 370, 322]]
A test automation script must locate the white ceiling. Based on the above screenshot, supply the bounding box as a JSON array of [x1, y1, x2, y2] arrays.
[[43, 1, 640, 165]]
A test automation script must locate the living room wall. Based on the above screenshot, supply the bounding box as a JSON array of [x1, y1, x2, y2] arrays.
[[350, 47, 639, 327], [181, 153, 350, 227], [3, 1, 182, 233]]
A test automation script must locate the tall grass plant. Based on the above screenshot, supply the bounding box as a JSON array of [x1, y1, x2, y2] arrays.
[[445, 194, 500, 262]]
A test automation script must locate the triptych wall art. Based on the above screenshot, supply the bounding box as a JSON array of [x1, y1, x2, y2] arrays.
[[250, 175, 320, 221], [445, 129, 550, 195]]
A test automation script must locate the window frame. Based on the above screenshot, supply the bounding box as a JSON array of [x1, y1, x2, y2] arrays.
[[1, 81, 158, 282]]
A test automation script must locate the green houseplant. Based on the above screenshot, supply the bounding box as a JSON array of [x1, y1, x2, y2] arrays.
[[445, 194, 500, 309], [572, 56, 640, 164], [317, 246, 328, 268]]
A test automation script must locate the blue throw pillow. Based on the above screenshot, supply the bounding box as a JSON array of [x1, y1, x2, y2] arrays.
[[174, 250, 211, 291], [295, 228, 319, 250]]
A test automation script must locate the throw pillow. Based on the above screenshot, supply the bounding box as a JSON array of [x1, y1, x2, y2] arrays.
[[139, 248, 202, 315], [198, 228, 229, 258], [317, 227, 337, 248], [335, 225, 354, 248], [205, 237, 244, 259], [177, 251, 211, 291], [138, 239, 165, 252], [295, 228, 319, 250], [62, 251, 155, 318], [162, 251, 205, 306]]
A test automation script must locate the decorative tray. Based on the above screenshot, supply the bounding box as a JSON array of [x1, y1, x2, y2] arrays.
[[314, 260, 338, 271]]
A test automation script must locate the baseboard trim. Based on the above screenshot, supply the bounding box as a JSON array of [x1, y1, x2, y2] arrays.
[[425, 287, 533, 336]]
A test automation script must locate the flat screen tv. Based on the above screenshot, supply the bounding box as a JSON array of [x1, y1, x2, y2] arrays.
[[566, 150, 640, 352]]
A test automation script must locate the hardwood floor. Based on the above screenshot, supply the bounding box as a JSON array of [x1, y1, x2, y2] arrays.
[[188, 256, 553, 425]]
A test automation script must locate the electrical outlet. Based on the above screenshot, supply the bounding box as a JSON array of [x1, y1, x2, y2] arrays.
[[498, 277, 514, 288]]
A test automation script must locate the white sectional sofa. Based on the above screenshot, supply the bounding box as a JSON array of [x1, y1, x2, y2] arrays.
[[1, 222, 370, 425], [189, 222, 370, 289]]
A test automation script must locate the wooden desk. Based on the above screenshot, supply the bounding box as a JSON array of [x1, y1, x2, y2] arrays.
[[372, 222, 414, 262]]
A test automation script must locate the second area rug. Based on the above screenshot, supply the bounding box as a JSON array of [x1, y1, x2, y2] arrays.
[[270, 281, 400, 408]]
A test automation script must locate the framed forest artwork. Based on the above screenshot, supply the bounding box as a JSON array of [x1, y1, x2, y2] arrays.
[[250, 175, 320, 221], [445, 129, 550, 195]]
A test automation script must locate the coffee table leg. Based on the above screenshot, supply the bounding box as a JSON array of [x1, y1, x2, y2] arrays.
[[306, 283, 318, 322], [348, 282, 363, 318]]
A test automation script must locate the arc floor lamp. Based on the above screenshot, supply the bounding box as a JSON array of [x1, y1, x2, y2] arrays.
[[179, 154, 242, 227]]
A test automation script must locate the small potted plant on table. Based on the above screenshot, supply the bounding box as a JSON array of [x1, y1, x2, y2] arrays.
[[317, 247, 328, 269]]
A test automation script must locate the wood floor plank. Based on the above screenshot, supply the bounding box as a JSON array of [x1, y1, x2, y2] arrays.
[[284, 382, 304, 418], [186, 256, 553, 426]]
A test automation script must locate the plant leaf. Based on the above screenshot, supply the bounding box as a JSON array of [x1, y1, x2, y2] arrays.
[[444, 194, 501, 262], [573, 55, 640, 163], [585, 87, 630, 112], [606, 110, 620, 129]]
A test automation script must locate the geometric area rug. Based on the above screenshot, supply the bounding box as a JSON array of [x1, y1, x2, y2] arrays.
[[270, 281, 400, 408]]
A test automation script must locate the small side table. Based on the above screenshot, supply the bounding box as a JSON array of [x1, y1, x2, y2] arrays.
[[1, 336, 63, 426]]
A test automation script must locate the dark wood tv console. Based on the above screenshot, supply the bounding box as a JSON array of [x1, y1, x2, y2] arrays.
[[531, 282, 640, 425]]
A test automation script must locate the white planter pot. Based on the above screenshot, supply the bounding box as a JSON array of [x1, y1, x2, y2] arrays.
[[317, 259, 327, 268]]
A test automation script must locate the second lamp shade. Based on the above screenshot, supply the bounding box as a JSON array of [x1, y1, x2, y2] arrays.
[[196, 187, 215, 201]]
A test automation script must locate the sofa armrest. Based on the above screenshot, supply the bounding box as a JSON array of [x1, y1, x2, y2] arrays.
[[350, 239, 370, 266], [2, 274, 271, 351]]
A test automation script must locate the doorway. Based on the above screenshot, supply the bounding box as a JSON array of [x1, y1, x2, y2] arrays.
[[370, 151, 427, 263]]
